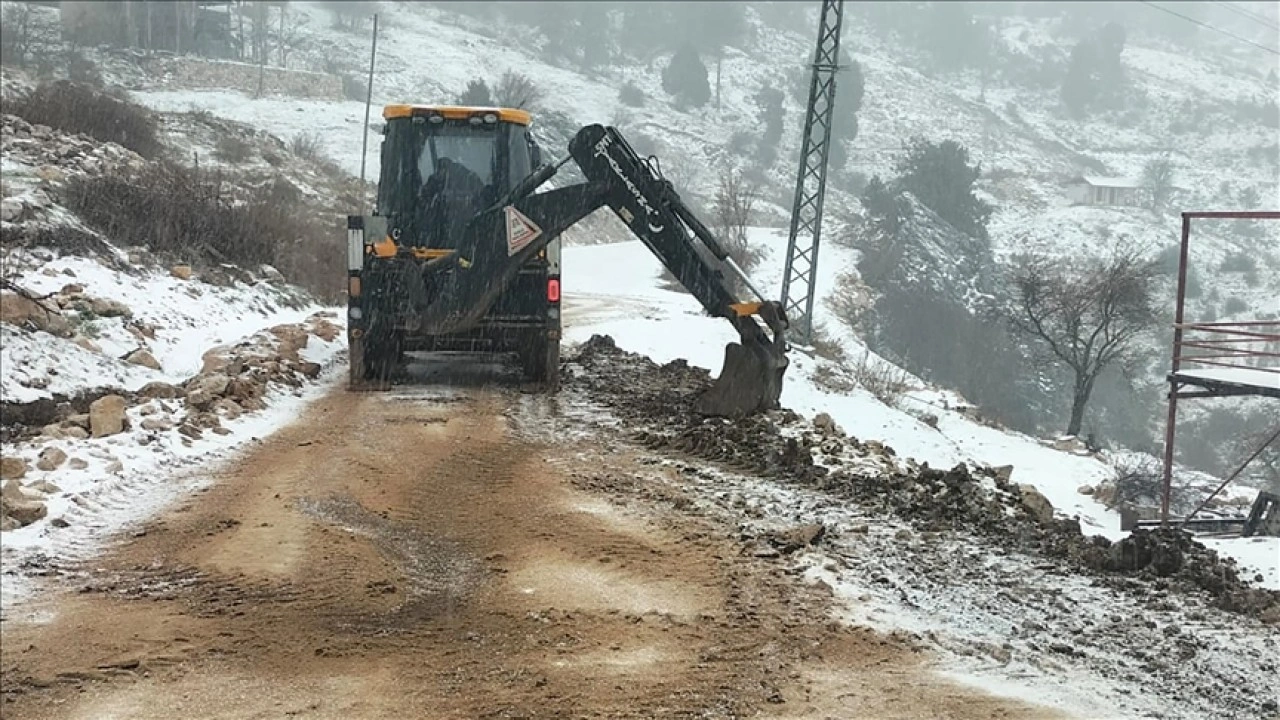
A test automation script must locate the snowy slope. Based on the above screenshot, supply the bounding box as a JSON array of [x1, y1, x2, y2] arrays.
[[73, 0, 1280, 586], [1, 255, 324, 404], [559, 232, 1280, 590]]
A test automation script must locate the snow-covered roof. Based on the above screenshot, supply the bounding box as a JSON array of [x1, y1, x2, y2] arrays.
[[1077, 175, 1144, 189], [1172, 366, 1280, 396]]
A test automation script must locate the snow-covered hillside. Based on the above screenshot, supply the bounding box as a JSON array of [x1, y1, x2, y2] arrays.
[[56, 0, 1271, 574], [559, 231, 1280, 591]]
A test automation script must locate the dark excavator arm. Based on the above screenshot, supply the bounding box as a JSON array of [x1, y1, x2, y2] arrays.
[[407, 124, 788, 417]]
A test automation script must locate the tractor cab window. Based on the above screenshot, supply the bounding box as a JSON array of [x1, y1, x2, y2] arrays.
[[416, 127, 497, 188]]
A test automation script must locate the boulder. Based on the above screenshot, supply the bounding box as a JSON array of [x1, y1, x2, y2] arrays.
[[2, 499, 47, 527], [813, 412, 842, 436], [226, 377, 263, 401], [88, 297, 132, 318], [0, 197, 23, 222], [89, 394, 128, 437], [124, 348, 162, 370], [308, 318, 341, 342], [269, 324, 309, 358], [73, 335, 102, 353], [992, 465, 1015, 483], [66, 413, 91, 429], [170, 264, 194, 280], [296, 361, 322, 379], [68, 457, 88, 470], [191, 372, 231, 397], [138, 381, 181, 399], [2, 478, 31, 500], [36, 446, 67, 471], [62, 426, 89, 440], [140, 417, 174, 431], [0, 457, 29, 480], [212, 398, 243, 420], [1077, 484, 1096, 496], [1018, 484, 1055, 525], [28, 479, 61, 494], [36, 165, 66, 183], [41, 423, 64, 438], [200, 346, 233, 374], [185, 373, 230, 409]]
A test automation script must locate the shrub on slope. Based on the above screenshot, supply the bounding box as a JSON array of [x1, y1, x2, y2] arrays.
[[7, 80, 162, 159]]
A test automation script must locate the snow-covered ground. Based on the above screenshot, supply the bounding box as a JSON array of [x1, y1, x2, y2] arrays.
[[558, 232, 1280, 591], [1, 251, 346, 612], [0, 343, 344, 610], [2, 255, 323, 403]]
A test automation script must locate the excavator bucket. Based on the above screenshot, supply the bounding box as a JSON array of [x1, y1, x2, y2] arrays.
[[695, 302, 789, 418]]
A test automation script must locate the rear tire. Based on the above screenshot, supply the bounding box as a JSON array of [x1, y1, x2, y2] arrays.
[[362, 332, 403, 383], [348, 332, 367, 389], [520, 335, 560, 391]]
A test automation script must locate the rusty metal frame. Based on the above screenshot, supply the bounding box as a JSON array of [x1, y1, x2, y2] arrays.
[[1159, 211, 1280, 525]]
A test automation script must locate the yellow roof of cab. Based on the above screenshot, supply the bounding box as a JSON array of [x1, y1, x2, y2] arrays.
[[382, 104, 532, 126]]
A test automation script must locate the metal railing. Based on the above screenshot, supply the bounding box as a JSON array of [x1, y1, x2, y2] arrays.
[[1160, 211, 1280, 524], [1172, 320, 1280, 376]]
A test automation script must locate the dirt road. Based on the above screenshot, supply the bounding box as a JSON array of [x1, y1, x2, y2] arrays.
[[1, 358, 1064, 719]]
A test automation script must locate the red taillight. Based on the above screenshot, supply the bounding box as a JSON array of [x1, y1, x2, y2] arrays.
[[547, 277, 561, 303]]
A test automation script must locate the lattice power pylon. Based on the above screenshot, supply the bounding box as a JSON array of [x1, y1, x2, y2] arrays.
[[780, 0, 844, 344]]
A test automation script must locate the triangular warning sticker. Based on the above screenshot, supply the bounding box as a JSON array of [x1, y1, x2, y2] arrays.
[[505, 205, 543, 256]]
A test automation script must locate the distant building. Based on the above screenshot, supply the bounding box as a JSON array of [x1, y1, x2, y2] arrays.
[[1068, 175, 1143, 207], [59, 1, 235, 59]]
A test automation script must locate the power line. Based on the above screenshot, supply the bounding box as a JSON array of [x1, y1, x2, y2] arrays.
[[1214, 1, 1280, 32], [1140, 1, 1280, 55]]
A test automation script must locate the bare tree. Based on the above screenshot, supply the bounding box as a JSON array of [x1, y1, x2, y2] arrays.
[[1007, 244, 1160, 437], [713, 167, 757, 258], [493, 70, 544, 110], [712, 167, 763, 295], [276, 3, 311, 68], [1142, 153, 1176, 212]]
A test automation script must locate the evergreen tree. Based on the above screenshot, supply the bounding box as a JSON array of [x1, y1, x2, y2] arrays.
[[893, 137, 993, 242], [1061, 40, 1098, 118], [662, 44, 711, 108], [458, 78, 492, 106], [755, 84, 785, 150]]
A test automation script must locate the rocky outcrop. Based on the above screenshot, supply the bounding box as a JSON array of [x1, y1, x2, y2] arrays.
[[124, 348, 162, 370], [0, 291, 72, 337], [1, 113, 145, 183]]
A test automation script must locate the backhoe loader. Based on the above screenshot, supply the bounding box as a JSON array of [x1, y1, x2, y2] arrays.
[[345, 104, 788, 418]]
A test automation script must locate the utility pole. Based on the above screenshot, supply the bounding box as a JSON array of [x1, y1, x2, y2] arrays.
[[779, 0, 843, 345], [359, 13, 379, 215]]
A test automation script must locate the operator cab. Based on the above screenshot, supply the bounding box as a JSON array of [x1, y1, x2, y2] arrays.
[[375, 104, 542, 249]]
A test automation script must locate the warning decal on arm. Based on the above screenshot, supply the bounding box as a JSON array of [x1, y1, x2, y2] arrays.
[[505, 206, 543, 256]]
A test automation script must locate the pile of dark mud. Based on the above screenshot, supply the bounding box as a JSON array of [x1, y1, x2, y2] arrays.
[[564, 335, 1280, 620]]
